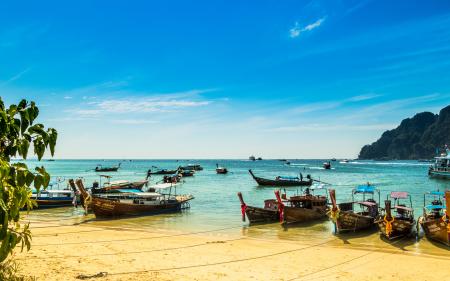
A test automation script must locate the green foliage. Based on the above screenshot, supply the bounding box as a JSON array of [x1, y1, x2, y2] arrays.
[[0, 258, 36, 281], [0, 98, 57, 263]]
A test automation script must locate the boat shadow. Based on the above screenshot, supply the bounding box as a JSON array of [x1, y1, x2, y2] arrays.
[[333, 228, 378, 244], [378, 234, 417, 250], [282, 218, 330, 230]]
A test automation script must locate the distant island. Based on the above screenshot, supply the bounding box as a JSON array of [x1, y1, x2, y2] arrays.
[[358, 104, 450, 160]]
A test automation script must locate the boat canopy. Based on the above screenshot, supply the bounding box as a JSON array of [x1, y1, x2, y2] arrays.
[[355, 185, 376, 194], [390, 191, 408, 199], [355, 201, 377, 207], [115, 189, 142, 193], [427, 191, 445, 196], [149, 183, 178, 189], [109, 180, 130, 186]]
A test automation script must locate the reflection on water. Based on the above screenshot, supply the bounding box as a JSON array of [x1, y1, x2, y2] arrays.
[[20, 159, 449, 258]]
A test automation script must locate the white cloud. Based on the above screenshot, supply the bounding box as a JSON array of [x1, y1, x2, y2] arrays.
[[269, 123, 397, 132], [96, 99, 210, 113], [347, 93, 381, 102], [292, 101, 341, 114], [111, 119, 159, 125], [64, 96, 73, 99], [0, 67, 31, 86], [289, 17, 326, 38]]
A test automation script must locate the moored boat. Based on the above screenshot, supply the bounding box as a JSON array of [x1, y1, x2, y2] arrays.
[[178, 170, 195, 177], [237, 192, 279, 224], [147, 168, 178, 175], [95, 163, 121, 172], [249, 155, 256, 161], [328, 185, 380, 233], [248, 169, 313, 187], [274, 186, 328, 224], [216, 163, 228, 174], [179, 164, 203, 171], [32, 190, 76, 208], [75, 179, 193, 218], [418, 190, 449, 246], [90, 175, 148, 194], [428, 147, 450, 179], [375, 191, 415, 240]]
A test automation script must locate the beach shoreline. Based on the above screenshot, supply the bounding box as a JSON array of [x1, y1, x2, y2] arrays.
[[14, 218, 450, 281]]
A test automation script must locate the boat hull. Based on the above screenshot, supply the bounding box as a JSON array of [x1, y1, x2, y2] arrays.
[[249, 170, 312, 187], [283, 206, 328, 224], [245, 206, 279, 224], [419, 217, 450, 246], [428, 170, 450, 179], [376, 218, 415, 239], [34, 198, 74, 209], [334, 211, 375, 233], [91, 197, 183, 217]]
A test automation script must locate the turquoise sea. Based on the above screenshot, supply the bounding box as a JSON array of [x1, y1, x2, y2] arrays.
[[20, 159, 450, 255]]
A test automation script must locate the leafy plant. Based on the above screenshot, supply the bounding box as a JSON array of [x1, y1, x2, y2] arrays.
[[0, 98, 57, 263]]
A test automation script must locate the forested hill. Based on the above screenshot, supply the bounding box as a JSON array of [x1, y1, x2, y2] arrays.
[[358, 104, 450, 160]]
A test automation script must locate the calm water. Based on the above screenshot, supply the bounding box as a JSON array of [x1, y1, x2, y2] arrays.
[[20, 159, 450, 256]]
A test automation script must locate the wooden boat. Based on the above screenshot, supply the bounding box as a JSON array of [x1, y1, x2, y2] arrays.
[[418, 190, 450, 246], [95, 163, 121, 172], [323, 161, 331, 169], [375, 191, 415, 240], [237, 192, 279, 224], [248, 169, 313, 187], [216, 164, 228, 174], [274, 187, 328, 224], [249, 155, 256, 161], [147, 168, 178, 175], [179, 164, 203, 171], [32, 190, 76, 208], [428, 147, 450, 179], [328, 185, 380, 233], [75, 179, 193, 218], [90, 175, 148, 194], [178, 170, 194, 177]]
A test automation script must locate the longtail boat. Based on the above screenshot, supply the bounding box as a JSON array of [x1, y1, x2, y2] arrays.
[[179, 170, 194, 177], [237, 192, 279, 224], [274, 186, 328, 224], [95, 163, 121, 172], [328, 185, 380, 233], [32, 190, 76, 208], [216, 164, 228, 174], [418, 190, 449, 246], [248, 169, 313, 187], [75, 179, 193, 218], [147, 169, 178, 175], [179, 164, 203, 171], [90, 175, 148, 194], [375, 191, 415, 240]]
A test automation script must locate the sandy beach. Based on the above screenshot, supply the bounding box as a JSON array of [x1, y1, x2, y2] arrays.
[[13, 217, 450, 281]]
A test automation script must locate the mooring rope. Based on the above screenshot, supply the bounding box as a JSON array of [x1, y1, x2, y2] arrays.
[[105, 238, 339, 276], [17, 237, 246, 261]]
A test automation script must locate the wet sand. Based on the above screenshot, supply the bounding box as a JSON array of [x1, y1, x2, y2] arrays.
[[14, 217, 450, 281]]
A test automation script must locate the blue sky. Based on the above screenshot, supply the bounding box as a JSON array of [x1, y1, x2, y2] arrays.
[[1, 0, 450, 159]]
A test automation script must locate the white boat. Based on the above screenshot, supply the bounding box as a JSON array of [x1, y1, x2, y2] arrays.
[[31, 189, 76, 208], [428, 148, 450, 179]]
